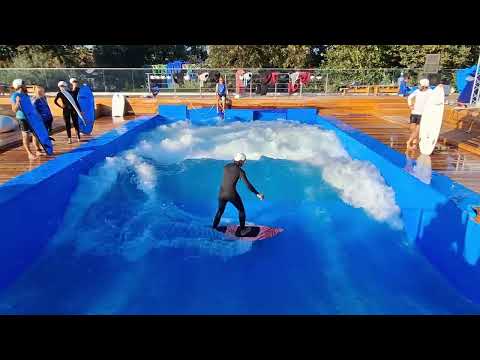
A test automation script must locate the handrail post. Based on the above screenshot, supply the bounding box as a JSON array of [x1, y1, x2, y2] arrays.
[[102, 69, 107, 92], [325, 72, 329, 95]]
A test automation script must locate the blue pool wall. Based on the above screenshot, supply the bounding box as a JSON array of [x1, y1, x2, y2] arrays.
[[0, 115, 165, 290], [0, 105, 479, 303]]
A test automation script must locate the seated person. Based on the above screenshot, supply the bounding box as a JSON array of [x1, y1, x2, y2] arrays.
[[216, 76, 228, 113]]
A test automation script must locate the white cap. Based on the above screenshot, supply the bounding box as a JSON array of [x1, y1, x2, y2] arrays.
[[234, 153, 247, 162], [58, 81, 68, 87], [12, 79, 24, 89], [419, 78, 430, 87], [69, 78, 78, 84]]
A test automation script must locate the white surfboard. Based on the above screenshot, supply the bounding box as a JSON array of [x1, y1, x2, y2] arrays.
[[112, 93, 126, 117], [413, 154, 432, 185], [61, 90, 86, 126], [0, 116, 17, 133], [419, 85, 445, 155]]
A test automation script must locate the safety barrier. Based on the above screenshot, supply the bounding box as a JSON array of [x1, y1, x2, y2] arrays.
[[0, 67, 460, 96]]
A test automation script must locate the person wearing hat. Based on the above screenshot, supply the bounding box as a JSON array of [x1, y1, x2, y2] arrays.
[[212, 152, 264, 236], [54, 80, 81, 144], [69, 78, 80, 99], [32, 85, 54, 135], [10, 79, 41, 160], [407, 78, 433, 149]]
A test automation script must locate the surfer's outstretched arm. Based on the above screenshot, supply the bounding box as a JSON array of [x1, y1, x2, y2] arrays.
[[240, 169, 259, 195]]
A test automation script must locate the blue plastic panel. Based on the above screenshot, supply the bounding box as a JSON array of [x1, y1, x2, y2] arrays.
[[158, 105, 188, 120], [224, 109, 254, 122]]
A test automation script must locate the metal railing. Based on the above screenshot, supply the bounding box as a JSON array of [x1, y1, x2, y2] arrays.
[[0, 67, 461, 96]]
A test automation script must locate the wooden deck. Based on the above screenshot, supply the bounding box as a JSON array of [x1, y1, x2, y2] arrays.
[[1, 95, 480, 194], [0, 116, 134, 184], [318, 106, 480, 193]]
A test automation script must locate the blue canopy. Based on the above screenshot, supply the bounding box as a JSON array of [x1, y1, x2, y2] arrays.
[[456, 65, 477, 93]]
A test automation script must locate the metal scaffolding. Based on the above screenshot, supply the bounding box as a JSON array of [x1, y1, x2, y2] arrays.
[[470, 50, 480, 105]]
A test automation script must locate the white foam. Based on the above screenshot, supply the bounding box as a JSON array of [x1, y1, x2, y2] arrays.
[[54, 119, 403, 259], [136, 120, 402, 229]]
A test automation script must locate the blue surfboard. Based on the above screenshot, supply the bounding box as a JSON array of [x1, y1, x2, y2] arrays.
[[77, 84, 95, 134], [18, 93, 53, 155]]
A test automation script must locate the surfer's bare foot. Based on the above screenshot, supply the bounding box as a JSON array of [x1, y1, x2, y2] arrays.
[[28, 153, 37, 161], [67, 138, 72, 144]]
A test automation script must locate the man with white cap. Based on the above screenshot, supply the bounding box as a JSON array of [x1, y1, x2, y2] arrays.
[[212, 152, 264, 236], [54, 80, 82, 144], [407, 78, 433, 149], [69, 78, 80, 98], [10, 79, 40, 160]]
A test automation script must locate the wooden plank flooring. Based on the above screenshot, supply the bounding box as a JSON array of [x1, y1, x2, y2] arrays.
[[320, 109, 480, 193], [0, 116, 135, 184]]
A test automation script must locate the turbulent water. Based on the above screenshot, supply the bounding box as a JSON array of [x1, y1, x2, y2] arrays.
[[0, 119, 478, 315]]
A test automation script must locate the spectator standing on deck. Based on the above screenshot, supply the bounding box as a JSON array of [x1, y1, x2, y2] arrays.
[[398, 72, 409, 97], [406, 78, 433, 149], [10, 79, 41, 160], [54, 80, 81, 144], [32, 85, 54, 135]]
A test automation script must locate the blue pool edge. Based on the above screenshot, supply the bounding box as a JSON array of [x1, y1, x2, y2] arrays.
[[0, 105, 479, 304]]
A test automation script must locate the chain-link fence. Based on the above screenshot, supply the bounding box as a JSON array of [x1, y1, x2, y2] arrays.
[[0, 67, 460, 96]]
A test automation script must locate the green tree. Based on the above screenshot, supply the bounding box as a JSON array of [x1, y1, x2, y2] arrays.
[[3, 45, 94, 68], [322, 45, 400, 69], [206, 45, 316, 68], [395, 45, 478, 69], [93, 45, 206, 67], [322, 45, 479, 70], [0, 45, 17, 67]]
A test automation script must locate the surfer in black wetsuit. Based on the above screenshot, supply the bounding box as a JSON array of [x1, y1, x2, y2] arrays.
[[54, 80, 81, 144], [212, 153, 264, 236]]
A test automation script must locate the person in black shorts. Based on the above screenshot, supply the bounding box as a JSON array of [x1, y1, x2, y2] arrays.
[[406, 78, 433, 149], [10, 79, 41, 160], [212, 153, 264, 236]]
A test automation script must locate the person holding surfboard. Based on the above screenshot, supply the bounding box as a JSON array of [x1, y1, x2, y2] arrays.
[[407, 78, 433, 149], [212, 153, 264, 237], [69, 78, 80, 99], [216, 76, 228, 113], [54, 81, 82, 144], [10, 79, 41, 160], [32, 85, 54, 135]]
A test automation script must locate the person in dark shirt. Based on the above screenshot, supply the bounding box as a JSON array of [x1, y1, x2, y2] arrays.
[[69, 77, 80, 98], [212, 153, 264, 235], [54, 80, 81, 144]]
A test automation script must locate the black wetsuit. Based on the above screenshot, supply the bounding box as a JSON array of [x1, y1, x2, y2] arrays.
[[212, 162, 259, 230], [54, 88, 81, 139]]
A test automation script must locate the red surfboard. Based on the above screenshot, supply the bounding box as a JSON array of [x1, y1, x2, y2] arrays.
[[216, 225, 284, 241]]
